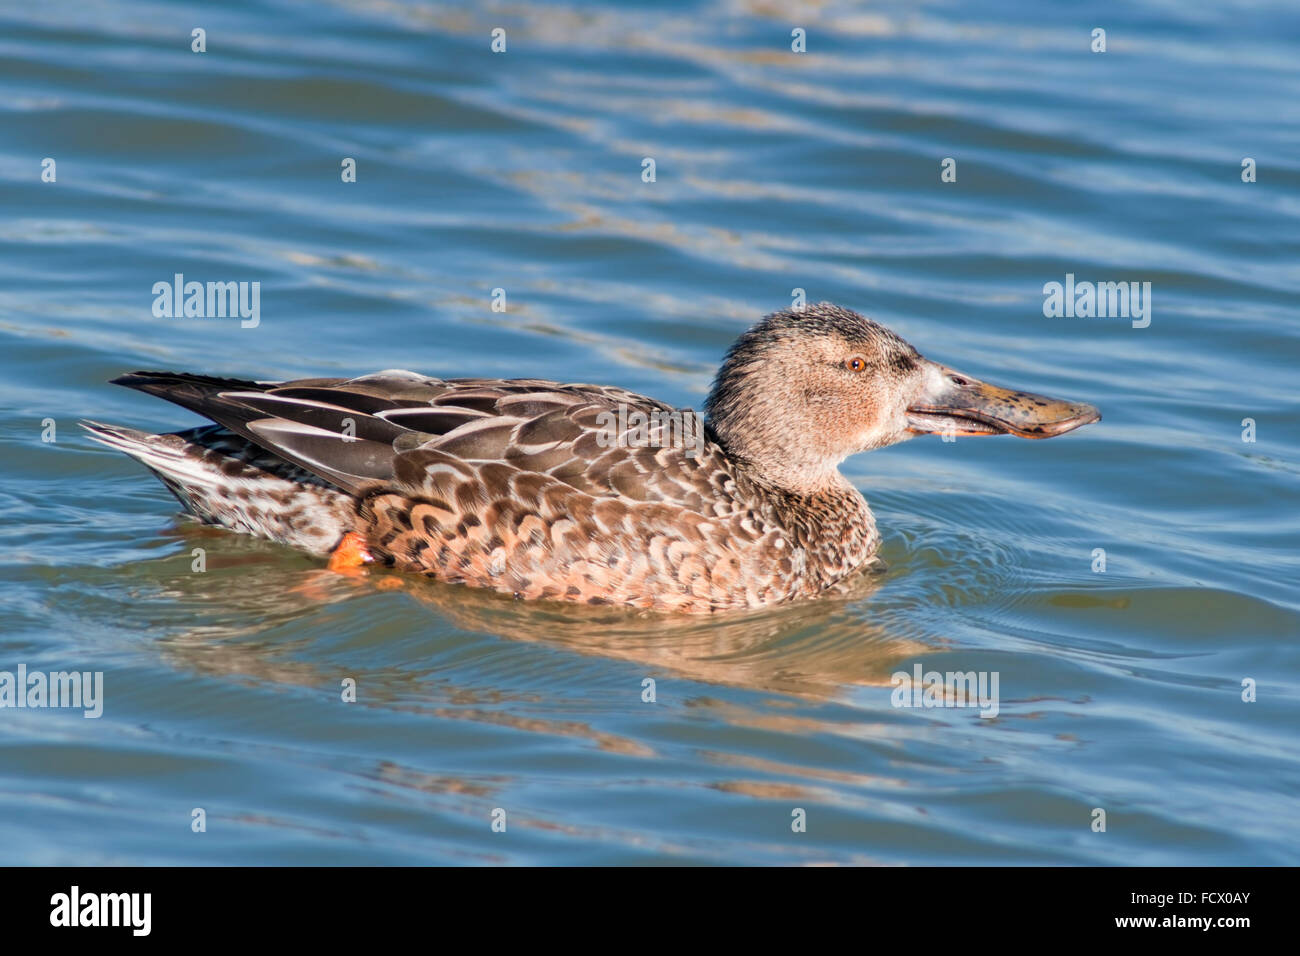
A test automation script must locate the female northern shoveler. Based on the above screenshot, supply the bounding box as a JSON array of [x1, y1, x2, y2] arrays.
[[84, 304, 1099, 612]]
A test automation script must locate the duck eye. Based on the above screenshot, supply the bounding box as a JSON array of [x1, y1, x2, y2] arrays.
[[845, 356, 868, 372]]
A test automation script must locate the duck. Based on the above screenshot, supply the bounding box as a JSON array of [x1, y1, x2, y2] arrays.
[[83, 303, 1099, 613]]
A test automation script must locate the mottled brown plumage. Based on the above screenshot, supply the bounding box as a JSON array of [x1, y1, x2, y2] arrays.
[[84, 304, 1099, 612]]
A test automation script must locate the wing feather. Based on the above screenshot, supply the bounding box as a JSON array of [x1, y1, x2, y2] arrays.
[[112, 369, 732, 516]]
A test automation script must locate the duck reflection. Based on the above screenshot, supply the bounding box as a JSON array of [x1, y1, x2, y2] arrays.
[[144, 523, 932, 702]]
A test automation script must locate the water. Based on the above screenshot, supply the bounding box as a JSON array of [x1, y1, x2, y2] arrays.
[[1, 0, 1298, 865]]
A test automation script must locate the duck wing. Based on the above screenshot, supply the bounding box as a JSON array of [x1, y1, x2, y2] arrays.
[[112, 369, 725, 512]]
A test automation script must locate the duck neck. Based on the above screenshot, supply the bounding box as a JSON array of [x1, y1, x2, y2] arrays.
[[743, 469, 881, 588], [702, 420, 881, 586]]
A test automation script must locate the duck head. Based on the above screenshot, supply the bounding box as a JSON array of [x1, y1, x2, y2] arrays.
[[703, 304, 1100, 493]]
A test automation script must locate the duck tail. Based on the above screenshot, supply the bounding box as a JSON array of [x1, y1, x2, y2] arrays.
[[109, 369, 277, 427], [81, 420, 356, 556]]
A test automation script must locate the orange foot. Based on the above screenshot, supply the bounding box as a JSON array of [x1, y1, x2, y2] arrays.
[[327, 531, 374, 574]]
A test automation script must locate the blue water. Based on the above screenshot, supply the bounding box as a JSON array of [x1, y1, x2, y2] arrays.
[[1, 0, 1298, 864]]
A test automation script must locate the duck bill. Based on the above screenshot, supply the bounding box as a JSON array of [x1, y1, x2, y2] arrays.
[[906, 362, 1100, 439]]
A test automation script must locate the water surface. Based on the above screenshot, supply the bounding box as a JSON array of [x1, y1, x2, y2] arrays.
[[1, 0, 1298, 864]]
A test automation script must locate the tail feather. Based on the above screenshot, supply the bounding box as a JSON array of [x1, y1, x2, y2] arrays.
[[82, 420, 355, 556], [108, 369, 373, 493], [109, 370, 277, 436], [82, 420, 224, 489]]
